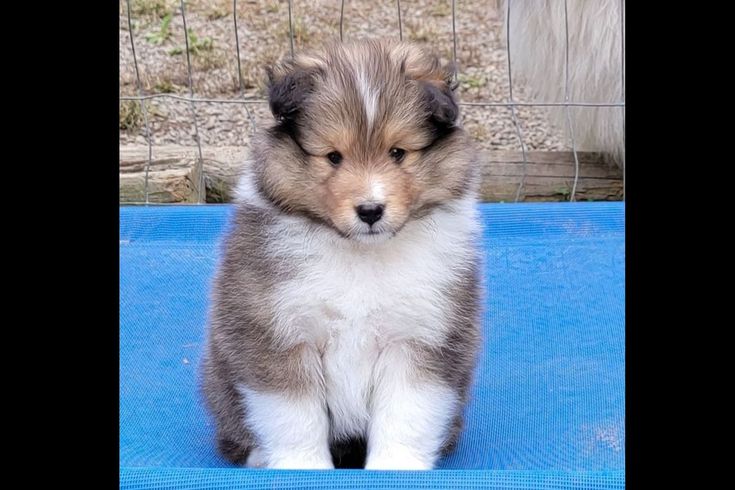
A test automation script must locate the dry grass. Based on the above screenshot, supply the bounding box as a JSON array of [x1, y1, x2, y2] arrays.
[[119, 100, 144, 131]]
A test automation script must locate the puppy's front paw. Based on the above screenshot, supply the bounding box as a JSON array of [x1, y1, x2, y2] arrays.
[[364, 446, 433, 470], [244, 447, 267, 468], [268, 453, 335, 470]]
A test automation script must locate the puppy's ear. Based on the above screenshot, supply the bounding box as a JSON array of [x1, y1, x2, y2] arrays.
[[420, 80, 459, 130], [420, 55, 459, 129], [394, 43, 460, 131], [266, 63, 317, 122]]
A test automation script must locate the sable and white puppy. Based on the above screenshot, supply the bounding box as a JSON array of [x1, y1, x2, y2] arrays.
[[202, 40, 482, 470]]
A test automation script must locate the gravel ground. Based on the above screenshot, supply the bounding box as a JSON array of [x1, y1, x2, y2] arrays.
[[119, 0, 566, 152]]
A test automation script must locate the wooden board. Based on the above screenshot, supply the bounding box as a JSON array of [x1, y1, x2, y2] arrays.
[[119, 146, 623, 203]]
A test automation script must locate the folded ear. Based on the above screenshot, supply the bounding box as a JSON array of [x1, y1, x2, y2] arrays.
[[420, 79, 459, 130], [392, 43, 460, 132], [266, 63, 317, 122]]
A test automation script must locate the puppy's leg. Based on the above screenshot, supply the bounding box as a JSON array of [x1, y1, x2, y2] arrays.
[[238, 347, 333, 470], [365, 345, 459, 470]]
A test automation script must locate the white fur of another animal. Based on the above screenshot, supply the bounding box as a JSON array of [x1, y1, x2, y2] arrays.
[[503, 0, 625, 166]]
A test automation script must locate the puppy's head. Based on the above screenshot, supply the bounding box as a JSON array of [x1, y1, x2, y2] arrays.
[[254, 40, 476, 243]]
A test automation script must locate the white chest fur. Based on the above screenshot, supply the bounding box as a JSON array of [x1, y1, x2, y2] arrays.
[[269, 203, 477, 440]]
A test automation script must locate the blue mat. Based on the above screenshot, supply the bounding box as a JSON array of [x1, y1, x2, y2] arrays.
[[120, 202, 625, 489]]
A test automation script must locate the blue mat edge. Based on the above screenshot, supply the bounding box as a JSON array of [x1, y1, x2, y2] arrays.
[[120, 467, 625, 490]]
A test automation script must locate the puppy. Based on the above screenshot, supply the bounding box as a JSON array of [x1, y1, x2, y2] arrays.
[[202, 40, 482, 470], [503, 0, 625, 167]]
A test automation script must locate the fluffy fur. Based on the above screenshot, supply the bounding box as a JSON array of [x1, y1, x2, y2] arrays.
[[202, 40, 482, 470], [503, 0, 625, 167]]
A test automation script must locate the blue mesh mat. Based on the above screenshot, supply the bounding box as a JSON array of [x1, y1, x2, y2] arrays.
[[120, 202, 625, 489]]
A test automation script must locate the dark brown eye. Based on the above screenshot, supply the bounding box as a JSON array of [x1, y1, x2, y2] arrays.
[[327, 151, 343, 166], [389, 148, 405, 163]]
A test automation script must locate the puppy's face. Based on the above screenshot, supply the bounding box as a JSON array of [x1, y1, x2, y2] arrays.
[[255, 40, 476, 242]]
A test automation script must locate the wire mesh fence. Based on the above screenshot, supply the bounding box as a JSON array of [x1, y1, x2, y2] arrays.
[[119, 0, 625, 205]]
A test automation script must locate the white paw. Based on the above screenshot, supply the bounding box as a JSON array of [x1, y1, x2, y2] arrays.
[[365, 447, 433, 470], [268, 451, 335, 470], [244, 447, 267, 468]]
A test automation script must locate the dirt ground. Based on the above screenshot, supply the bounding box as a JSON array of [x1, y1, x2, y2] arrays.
[[119, 0, 566, 152]]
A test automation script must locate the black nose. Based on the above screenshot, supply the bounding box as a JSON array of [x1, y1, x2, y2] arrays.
[[356, 203, 384, 225]]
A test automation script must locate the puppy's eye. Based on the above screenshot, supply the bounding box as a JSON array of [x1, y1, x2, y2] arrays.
[[389, 148, 406, 163], [326, 151, 343, 166]]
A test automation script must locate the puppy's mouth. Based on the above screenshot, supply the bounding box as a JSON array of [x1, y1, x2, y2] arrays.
[[343, 221, 409, 244], [328, 211, 409, 244], [350, 229, 395, 244]]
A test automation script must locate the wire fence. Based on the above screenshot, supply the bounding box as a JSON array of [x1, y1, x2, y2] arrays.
[[120, 0, 625, 205]]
